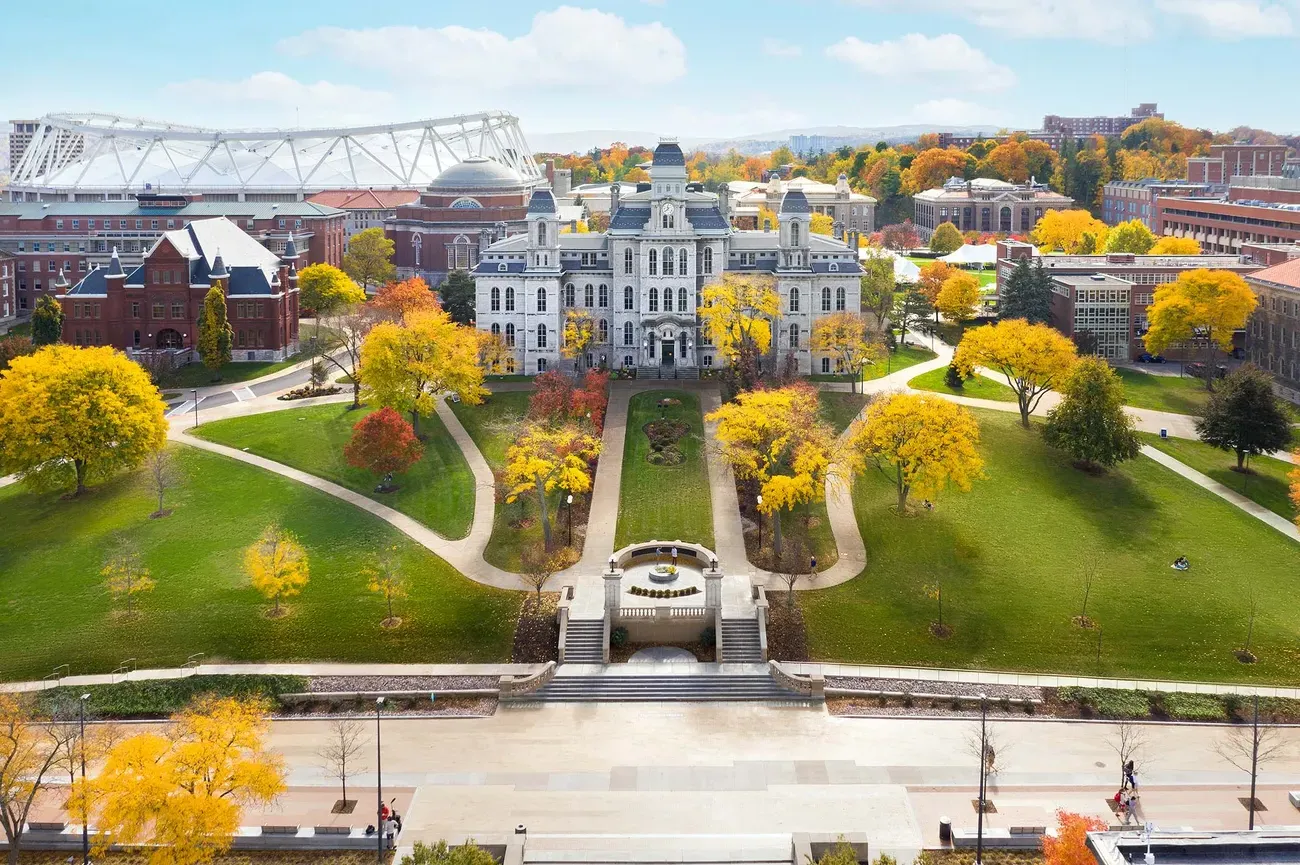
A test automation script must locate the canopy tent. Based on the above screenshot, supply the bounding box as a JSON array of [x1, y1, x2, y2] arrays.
[[940, 244, 999, 267], [859, 248, 921, 284]]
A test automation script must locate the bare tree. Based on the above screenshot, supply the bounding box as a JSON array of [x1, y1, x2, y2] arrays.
[[1216, 695, 1290, 829], [1075, 551, 1099, 628], [1240, 589, 1259, 662], [323, 303, 379, 409], [776, 537, 808, 609], [0, 695, 78, 865], [520, 544, 565, 598], [1106, 720, 1149, 789], [318, 718, 367, 812], [145, 448, 179, 518], [965, 718, 1008, 780]]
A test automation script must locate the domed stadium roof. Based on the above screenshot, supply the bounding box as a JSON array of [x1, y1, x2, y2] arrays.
[[429, 157, 524, 190]]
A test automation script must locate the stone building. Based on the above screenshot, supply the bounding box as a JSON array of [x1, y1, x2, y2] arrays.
[[913, 178, 1075, 241], [726, 174, 876, 233], [1245, 256, 1300, 400]]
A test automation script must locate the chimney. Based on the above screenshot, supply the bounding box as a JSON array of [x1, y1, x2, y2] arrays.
[[610, 183, 621, 218], [717, 184, 730, 220]]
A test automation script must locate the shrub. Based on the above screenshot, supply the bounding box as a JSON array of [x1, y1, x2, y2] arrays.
[[1158, 692, 1226, 721], [36, 675, 308, 719], [1059, 687, 1150, 719], [610, 626, 628, 647], [944, 362, 965, 390], [699, 626, 716, 648], [1222, 693, 1243, 718]]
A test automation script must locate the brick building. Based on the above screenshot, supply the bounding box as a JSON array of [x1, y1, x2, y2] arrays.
[[1187, 144, 1290, 184], [913, 178, 1075, 241], [1156, 197, 1300, 255], [1244, 257, 1300, 401], [0, 197, 343, 316], [1101, 179, 1216, 229], [0, 252, 14, 323], [306, 188, 420, 243], [57, 217, 300, 361], [1041, 103, 1161, 137]]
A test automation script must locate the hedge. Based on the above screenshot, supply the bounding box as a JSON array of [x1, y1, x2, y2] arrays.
[[35, 675, 309, 719]]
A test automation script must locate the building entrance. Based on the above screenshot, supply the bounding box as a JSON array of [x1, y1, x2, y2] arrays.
[[661, 342, 675, 366]]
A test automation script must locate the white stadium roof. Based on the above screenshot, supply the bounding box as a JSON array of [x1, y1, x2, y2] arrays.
[[9, 112, 542, 197]]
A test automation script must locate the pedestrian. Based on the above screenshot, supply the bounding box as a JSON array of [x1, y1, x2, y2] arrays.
[[809, 554, 817, 572], [670, 546, 678, 567], [380, 801, 391, 822], [1119, 790, 1134, 825]]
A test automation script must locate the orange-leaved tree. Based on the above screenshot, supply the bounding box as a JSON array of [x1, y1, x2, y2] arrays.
[[954, 319, 1078, 427], [344, 406, 425, 484], [371, 276, 441, 322], [1042, 809, 1107, 865], [917, 261, 956, 306]]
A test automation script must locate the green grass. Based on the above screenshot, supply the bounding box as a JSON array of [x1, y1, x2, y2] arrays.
[[5, 321, 32, 337], [1113, 368, 1212, 415], [615, 390, 714, 549], [193, 403, 475, 539], [801, 409, 1300, 685], [161, 329, 342, 388], [818, 392, 870, 435], [0, 446, 517, 680], [811, 345, 938, 384], [1140, 432, 1295, 519], [908, 367, 1017, 402]]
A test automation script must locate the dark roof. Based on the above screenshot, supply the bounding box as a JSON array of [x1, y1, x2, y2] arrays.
[[729, 260, 778, 273], [210, 253, 229, 280], [652, 141, 685, 167], [67, 268, 106, 296], [812, 261, 861, 274], [527, 189, 557, 215], [609, 207, 650, 230], [226, 266, 274, 295], [473, 260, 526, 274], [779, 189, 811, 214], [685, 207, 728, 229], [107, 248, 124, 277]]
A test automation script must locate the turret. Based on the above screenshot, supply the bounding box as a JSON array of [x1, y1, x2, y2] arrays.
[[778, 189, 811, 269], [106, 247, 125, 281], [526, 189, 560, 270], [53, 267, 70, 292]]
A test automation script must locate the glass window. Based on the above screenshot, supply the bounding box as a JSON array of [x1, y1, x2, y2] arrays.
[[598, 319, 608, 343], [505, 323, 516, 347], [564, 283, 575, 306], [821, 287, 831, 312], [789, 323, 799, 349], [789, 288, 799, 313], [623, 321, 634, 345], [491, 287, 500, 311], [649, 287, 659, 312], [537, 323, 548, 348], [624, 285, 634, 310], [836, 287, 846, 311], [537, 287, 547, 313], [624, 248, 633, 274], [584, 284, 594, 307], [505, 287, 515, 312], [663, 247, 674, 276], [648, 248, 657, 275], [703, 247, 713, 274], [599, 284, 608, 307], [678, 287, 687, 311], [679, 249, 688, 275]]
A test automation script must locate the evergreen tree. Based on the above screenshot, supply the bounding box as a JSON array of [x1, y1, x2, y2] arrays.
[[898, 288, 933, 346], [196, 286, 233, 377], [439, 269, 477, 325], [1196, 364, 1292, 469], [31, 295, 64, 346], [1042, 357, 1140, 471], [999, 258, 1052, 324]]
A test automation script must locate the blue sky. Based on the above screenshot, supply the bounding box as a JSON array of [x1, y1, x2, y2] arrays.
[[4, 0, 1298, 144]]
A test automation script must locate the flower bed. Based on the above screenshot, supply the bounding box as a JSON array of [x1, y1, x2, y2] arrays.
[[628, 585, 700, 599]]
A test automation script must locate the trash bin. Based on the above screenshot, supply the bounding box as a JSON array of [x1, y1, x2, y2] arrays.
[[939, 817, 952, 844]]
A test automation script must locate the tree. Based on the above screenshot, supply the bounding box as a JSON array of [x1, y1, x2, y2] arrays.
[[102, 545, 156, 619], [929, 221, 964, 255], [30, 295, 63, 346], [1041, 357, 1141, 471], [880, 220, 920, 251], [503, 422, 602, 549], [0, 345, 167, 496], [439, 269, 476, 325], [364, 546, 406, 628], [401, 840, 498, 865], [917, 261, 956, 306], [1143, 269, 1257, 391], [342, 226, 396, 294], [900, 147, 972, 195], [478, 329, 513, 376], [80, 696, 285, 865], [1195, 364, 1291, 468], [935, 271, 981, 324], [810, 312, 883, 393], [699, 272, 781, 362], [323, 302, 379, 409], [196, 285, 233, 375], [897, 289, 933, 346], [1149, 236, 1201, 255], [860, 251, 898, 331], [344, 406, 425, 485], [1043, 810, 1107, 865], [145, 448, 179, 518], [1104, 219, 1156, 254], [0, 694, 76, 865], [776, 536, 809, 606], [810, 212, 835, 235], [998, 258, 1053, 325], [954, 319, 1078, 427], [757, 205, 779, 232], [1074, 551, 1100, 628], [1032, 209, 1109, 254], [299, 263, 365, 338], [981, 140, 1030, 183], [244, 524, 309, 619], [520, 543, 567, 596], [0, 335, 35, 371], [707, 385, 836, 557], [317, 719, 366, 812], [846, 393, 984, 513], [1106, 721, 1148, 789], [372, 276, 441, 322], [1216, 695, 1290, 829], [561, 309, 596, 375], [359, 307, 487, 436]]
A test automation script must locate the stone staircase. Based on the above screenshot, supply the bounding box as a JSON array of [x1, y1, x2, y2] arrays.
[[562, 619, 606, 664], [513, 669, 806, 703], [720, 618, 763, 663], [636, 366, 700, 380]]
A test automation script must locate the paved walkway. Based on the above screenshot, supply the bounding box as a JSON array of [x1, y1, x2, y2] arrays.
[[1141, 445, 1300, 541]]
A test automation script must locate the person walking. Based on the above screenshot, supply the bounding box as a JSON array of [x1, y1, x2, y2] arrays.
[[670, 546, 678, 567], [809, 554, 817, 572]]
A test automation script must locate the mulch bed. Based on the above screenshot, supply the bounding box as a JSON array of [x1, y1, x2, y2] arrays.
[[764, 591, 809, 661], [512, 593, 560, 663]]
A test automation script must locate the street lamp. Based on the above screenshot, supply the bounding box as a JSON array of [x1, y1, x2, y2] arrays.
[[191, 389, 199, 429], [375, 696, 385, 863], [976, 692, 988, 865], [566, 494, 574, 548], [756, 494, 764, 551], [79, 693, 90, 865]]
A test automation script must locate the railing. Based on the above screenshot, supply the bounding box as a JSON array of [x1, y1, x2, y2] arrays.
[[753, 585, 770, 662], [617, 607, 656, 619], [557, 586, 574, 664], [669, 607, 708, 619], [183, 653, 205, 675], [770, 660, 825, 699], [615, 606, 708, 620], [41, 664, 70, 690], [499, 662, 557, 697], [112, 658, 136, 683]]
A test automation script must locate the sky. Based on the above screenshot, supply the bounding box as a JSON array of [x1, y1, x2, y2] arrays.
[[4, 0, 1298, 146]]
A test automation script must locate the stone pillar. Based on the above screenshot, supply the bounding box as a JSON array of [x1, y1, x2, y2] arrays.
[[603, 569, 622, 612], [704, 565, 723, 611]]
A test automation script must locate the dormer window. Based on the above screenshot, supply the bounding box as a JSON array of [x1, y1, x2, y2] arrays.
[[498, 263, 507, 272], [829, 262, 839, 272]]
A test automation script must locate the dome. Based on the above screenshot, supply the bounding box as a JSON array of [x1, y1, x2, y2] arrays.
[[429, 156, 523, 190]]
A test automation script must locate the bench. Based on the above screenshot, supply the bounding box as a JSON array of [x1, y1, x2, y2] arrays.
[[27, 822, 66, 832], [314, 826, 353, 836], [952, 828, 1045, 849], [261, 825, 299, 836], [1010, 827, 1046, 836], [1290, 791, 1300, 809]]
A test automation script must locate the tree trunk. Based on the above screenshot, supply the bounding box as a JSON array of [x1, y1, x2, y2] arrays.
[[1237, 448, 1246, 469], [897, 468, 910, 513], [387, 592, 394, 622], [772, 509, 783, 560], [7, 838, 22, 865], [535, 477, 553, 549], [1017, 392, 1031, 428], [351, 377, 361, 409], [410, 409, 421, 438], [157, 486, 165, 515], [74, 459, 88, 496]]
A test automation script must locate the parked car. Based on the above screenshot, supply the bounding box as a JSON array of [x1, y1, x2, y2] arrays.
[[1136, 353, 1168, 364]]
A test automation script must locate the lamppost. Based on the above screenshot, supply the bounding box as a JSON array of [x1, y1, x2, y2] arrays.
[[79, 692, 90, 865], [191, 389, 199, 429], [375, 696, 385, 863], [756, 494, 764, 551], [976, 692, 988, 865], [566, 494, 574, 548]]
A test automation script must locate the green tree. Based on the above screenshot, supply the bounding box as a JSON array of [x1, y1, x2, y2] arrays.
[[401, 840, 498, 865], [860, 252, 898, 331], [1104, 219, 1157, 255], [999, 258, 1053, 325], [298, 263, 365, 339], [30, 296, 64, 346], [1041, 356, 1141, 472], [1196, 364, 1292, 470], [928, 221, 964, 255], [897, 288, 933, 346], [439, 270, 476, 325], [341, 227, 396, 294], [196, 286, 233, 376]]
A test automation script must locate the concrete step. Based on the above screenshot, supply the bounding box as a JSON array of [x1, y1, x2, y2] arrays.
[[720, 619, 763, 663], [517, 674, 806, 703], [564, 620, 606, 663]]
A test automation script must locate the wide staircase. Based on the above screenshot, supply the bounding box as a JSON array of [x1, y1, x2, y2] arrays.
[[519, 669, 806, 703], [562, 619, 606, 664], [720, 618, 763, 663], [636, 366, 700, 381]]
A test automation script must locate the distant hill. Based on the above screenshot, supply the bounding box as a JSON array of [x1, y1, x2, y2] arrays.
[[528, 124, 1003, 156]]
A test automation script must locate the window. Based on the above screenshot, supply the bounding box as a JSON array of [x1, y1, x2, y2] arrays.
[[599, 284, 609, 307], [789, 288, 799, 313], [564, 283, 576, 306], [598, 319, 609, 343], [790, 221, 801, 246], [703, 247, 713, 274], [624, 248, 633, 274], [649, 287, 659, 312], [836, 286, 846, 311], [537, 222, 547, 246], [453, 235, 470, 269], [537, 287, 547, 313], [135, 220, 143, 229], [505, 323, 516, 347], [789, 323, 800, 349], [278, 219, 286, 229], [624, 355, 633, 367], [152, 302, 164, 319], [119, 220, 127, 229], [412, 233, 422, 267], [131, 301, 140, 319], [829, 262, 839, 273], [648, 248, 657, 275], [171, 302, 183, 319], [56, 220, 64, 229], [537, 323, 548, 348], [678, 287, 687, 311], [663, 247, 675, 276], [491, 286, 501, 311], [505, 287, 515, 312], [822, 357, 831, 373], [150, 220, 158, 230], [86, 221, 94, 230], [537, 357, 548, 373], [167, 219, 175, 229], [702, 354, 713, 367], [679, 249, 688, 275], [623, 321, 634, 345], [662, 208, 674, 229], [584, 284, 594, 307], [663, 288, 673, 312], [71, 220, 79, 229], [624, 285, 634, 310], [821, 287, 831, 312], [491, 322, 500, 337]]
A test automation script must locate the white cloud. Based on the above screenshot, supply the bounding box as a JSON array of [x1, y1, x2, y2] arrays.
[[1153, 0, 1293, 37], [826, 33, 1016, 91], [904, 98, 1002, 126], [278, 7, 686, 91], [762, 37, 802, 57], [159, 72, 396, 126], [847, 0, 1153, 41]]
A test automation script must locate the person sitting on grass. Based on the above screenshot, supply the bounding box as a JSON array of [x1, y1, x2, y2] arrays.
[[1172, 556, 1190, 571]]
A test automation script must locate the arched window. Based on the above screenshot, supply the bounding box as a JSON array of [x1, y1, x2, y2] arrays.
[[790, 221, 800, 246], [537, 222, 548, 246], [702, 247, 713, 274], [648, 248, 658, 275], [662, 208, 674, 229], [505, 323, 516, 347], [836, 287, 846, 311], [505, 286, 515, 312], [679, 330, 687, 357], [598, 319, 609, 343], [563, 283, 575, 307], [537, 357, 547, 373], [789, 323, 799, 349], [623, 321, 634, 345], [490, 322, 500, 337], [678, 287, 687, 311], [1020, 208, 1030, 231], [537, 287, 547, 313], [789, 287, 800, 313], [412, 233, 423, 267], [624, 248, 633, 274], [584, 284, 594, 307], [491, 286, 501, 312], [679, 248, 688, 275], [624, 285, 634, 310], [649, 287, 659, 312], [663, 247, 674, 276], [663, 288, 673, 312], [599, 284, 608, 307], [537, 323, 548, 348], [821, 287, 831, 312], [453, 234, 471, 269], [999, 206, 1012, 233]]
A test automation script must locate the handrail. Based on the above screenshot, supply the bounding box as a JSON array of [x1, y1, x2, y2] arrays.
[[183, 653, 205, 675], [498, 662, 557, 697], [42, 664, 70, 690]]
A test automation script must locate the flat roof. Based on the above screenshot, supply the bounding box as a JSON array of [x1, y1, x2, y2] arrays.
[[1089, 830, 1300, 865], [1052, 273, 1133, 287]]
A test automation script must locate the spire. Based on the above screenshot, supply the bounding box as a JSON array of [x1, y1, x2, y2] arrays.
[[283, 231, 299, 260], [107, 246, 124, 278], [210, 249, 229, 280], [53, 267, 70, 290]]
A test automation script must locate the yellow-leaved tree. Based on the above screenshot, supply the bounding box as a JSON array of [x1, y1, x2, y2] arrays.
[[846, 392, 984, 514], [0, 694, 77, 865], [757, 205, 779, 232], [810, 212, 835, 235], [1149, 236, 1201, 255], [1103, 219, 1156, 255], [503, 423, 602, 550], [0, 345, 166, 496], [699, 272, 782, 362], [561, 309, 596, 374], [360, 306, 487, 437], [1144, 268, 1257, 391], [809, 312, 883, 393], [954, 319, 1078, 427], [477, 330, 514, 375], [77, 696, 285, 865], [1032, 209, 1110, 254], [935, 271, 981, 324], [706, 385, 836, 558], [244, 524, 309, 619]]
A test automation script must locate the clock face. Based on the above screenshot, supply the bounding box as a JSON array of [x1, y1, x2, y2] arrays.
[[661, 202, 673, 216]]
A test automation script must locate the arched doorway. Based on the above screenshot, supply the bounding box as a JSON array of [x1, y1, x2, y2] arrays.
[[155, 328, 182, 349], [999, 206, 1012, 233]]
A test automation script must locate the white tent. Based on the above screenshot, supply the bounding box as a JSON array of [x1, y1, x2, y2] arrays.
[[859, 248, 921, 284], [940, 244, 999, 267]]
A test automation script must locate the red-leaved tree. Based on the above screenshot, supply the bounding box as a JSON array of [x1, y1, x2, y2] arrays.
[[529, 369, 609, 434], [881, 220, 920, 251], [344, 407, 425, 479], [1042, 810, 1107, 865], [573, 369, 609, 433]]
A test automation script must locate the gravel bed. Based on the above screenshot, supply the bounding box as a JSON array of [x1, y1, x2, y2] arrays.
[[827, 698, 1035, 719], [825, 676, 1043, 701], [306, 675, 499, 693], [281, 696, 497, 717]]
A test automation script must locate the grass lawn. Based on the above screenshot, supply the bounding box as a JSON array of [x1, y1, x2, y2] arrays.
[[0, 446, 517, 680], [809, 344, 938, 385], [801, 409, 1300, 684], [909, 366, 1017, 402], [1140, 432, 1295, 519], [1113, 368, 1212, 415], [615, 390, 714, 549], [818, 392, 870, 435], [161, 329, 342, 389], [193, 403, 475, 539]]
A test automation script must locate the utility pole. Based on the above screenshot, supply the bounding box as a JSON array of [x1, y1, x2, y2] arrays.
[[976, 693, 987, 865], [80, 693, 90, 865], [375, 696, 385, 863], [1249, 694, 1260, 830]]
